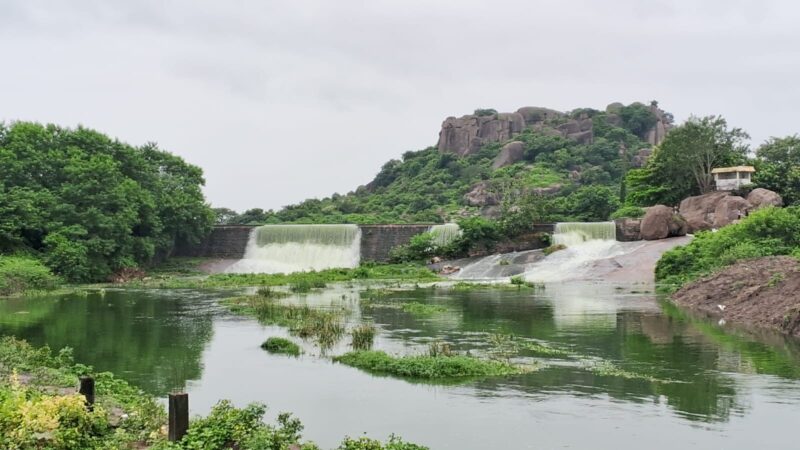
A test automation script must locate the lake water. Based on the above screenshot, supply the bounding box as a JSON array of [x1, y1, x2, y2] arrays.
[[1, 283, 799, 449]]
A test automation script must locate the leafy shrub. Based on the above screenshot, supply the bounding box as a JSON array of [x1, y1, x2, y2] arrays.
[[656, 206, 800, 288], [261, 337, 301, 356], [338, 435, 429, 450], [0, 255, 60, 296], [610, 206, 646, 220]]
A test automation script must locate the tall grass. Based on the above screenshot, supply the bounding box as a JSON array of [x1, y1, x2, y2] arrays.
[[351, 324, 376, 350], [0, 256, 60, 296]]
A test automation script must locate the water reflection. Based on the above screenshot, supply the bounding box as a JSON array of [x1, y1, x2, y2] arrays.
[[0, 289, 217, 395], [1, 283, 799, 449]]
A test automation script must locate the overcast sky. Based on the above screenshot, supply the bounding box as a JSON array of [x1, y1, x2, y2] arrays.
[[1, 1, 798, 211]]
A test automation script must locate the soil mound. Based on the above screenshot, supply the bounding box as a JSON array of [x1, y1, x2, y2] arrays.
[[672, 256, 800, 337]]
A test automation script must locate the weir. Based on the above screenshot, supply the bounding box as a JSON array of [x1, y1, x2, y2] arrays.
[[225, 224, 362, 274], [429, 223, 461, 247], [552, 222, 617, 247]]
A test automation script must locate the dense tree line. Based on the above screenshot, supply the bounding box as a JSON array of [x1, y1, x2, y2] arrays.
[[0, 122, 214, 282]]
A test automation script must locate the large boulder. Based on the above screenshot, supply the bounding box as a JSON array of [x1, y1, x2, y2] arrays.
[[679, 191, 732, 233], [516, 106, 563, 125], [747, 188, 783, 209], [640, 205, 687, 240], [464, 181, 500, 207], [713, 196, 752, 228], [615, 218, 642, 241], [492, 141, 526, 169]]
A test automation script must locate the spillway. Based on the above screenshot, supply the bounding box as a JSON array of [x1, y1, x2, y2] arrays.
[[225, 224, 361, 274], [522, 221, 628, 282], [429, 223, 461, 247]]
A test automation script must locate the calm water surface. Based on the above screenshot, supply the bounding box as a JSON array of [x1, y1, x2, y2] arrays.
[[1, 283, 800, 449]]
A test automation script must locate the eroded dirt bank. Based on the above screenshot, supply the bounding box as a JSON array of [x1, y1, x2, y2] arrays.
[[672, 256, 800, 337]]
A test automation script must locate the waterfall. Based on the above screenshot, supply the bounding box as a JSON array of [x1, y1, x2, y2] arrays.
[[225, 224, 361, 274], [429, 223, 461, 247], [522, 221, 627, 282], [552, 222, 617, 247]]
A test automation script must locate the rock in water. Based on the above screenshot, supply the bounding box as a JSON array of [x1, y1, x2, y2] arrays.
[[746, 188, 783, 209]]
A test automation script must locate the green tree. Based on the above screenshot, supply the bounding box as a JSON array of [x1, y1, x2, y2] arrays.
[[625, 116, 749, 206], [753, 135, 800, 205], [0, 122, 213, 281]]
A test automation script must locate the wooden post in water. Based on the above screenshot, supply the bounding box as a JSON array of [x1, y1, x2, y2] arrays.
[[168, 393, 189, 442], [79, 376, 95, 411]]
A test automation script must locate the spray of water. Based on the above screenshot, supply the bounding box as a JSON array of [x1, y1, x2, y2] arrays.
[[225, 224, 361, 274]]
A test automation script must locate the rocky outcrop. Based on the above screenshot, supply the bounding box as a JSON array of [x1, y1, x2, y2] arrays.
[[438, 113, 526, 156], [463, 181, 500, 207], [640, 205, 687, 240], [644, 105, 672, 146], [631, 148, 652, 168], [492, 141, 526, 169], [747, 188, 783, 209], [713, 195, 751, 228], [678, 191, 732, 233]]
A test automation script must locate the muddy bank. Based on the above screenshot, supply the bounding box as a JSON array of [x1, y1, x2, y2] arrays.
[[672, 256, 800, 337]]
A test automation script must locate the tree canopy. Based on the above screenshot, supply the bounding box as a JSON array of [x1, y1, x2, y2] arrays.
[[0, 122, 214, 282], [625, 116, 749, 206], [754, 135, 800, 206]]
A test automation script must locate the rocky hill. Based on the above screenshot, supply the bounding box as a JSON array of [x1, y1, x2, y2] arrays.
[[221, 101, 671, 225]]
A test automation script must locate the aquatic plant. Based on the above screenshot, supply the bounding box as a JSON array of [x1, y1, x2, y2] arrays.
[[427, 341, 453, 358], [584, 360, 664, 383], [225, 297, 345, 349], [256, 286, 289, 299], [261, 337, 301, 356], [401, 302, 447, 316], [333, 350, 525, 380], [350, 324, 376, 350], [338, 435, 429, 450]]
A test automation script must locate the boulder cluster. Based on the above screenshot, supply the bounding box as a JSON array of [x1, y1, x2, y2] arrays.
[[627, 188, 784, 241], [437, 103, 672, 163]]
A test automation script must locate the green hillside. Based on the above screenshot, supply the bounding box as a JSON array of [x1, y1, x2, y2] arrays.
[[218, 102, 661, 225]]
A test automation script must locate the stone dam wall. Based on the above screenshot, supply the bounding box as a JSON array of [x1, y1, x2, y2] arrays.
[[173, 224, 558, 262]]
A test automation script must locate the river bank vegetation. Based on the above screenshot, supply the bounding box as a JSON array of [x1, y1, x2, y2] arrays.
[[0, 337, 428, 449], [0, 122, 214, 283], [656, 206, 800, 290]]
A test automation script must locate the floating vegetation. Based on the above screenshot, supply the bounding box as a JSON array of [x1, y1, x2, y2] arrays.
[[519, 341, 574, 358], [261, 337, 301, 356], [289, 278, 327, 293], [224, 296, 344, 349], [351, 324, 376, 350], [333, 350, 527, 380], [401, 302, 447, 316], [584, 360, 669, 383]]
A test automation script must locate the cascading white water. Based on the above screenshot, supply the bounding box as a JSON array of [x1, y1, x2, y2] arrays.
[[551, 222, 617, 247], [429, 223, 461, 247], [225, 224, 361, 274], [522, 221, 629, 282]]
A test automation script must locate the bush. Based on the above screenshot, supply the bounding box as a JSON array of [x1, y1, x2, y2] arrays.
[[0, 255, 60, 296], [338, 435, 429, 450], [261, 337, 301, 356], [350, 324, 376, 350], [610, 206, 646, 220], [656, 206, 800, 288]]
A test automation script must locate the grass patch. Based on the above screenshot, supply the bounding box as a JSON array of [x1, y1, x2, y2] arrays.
[[256, 286, 289, 299], [350, 324, 376, 350], [124, 263, 440, 289], [260, 337, 301, 356], [401, 302, 447, 316], [224, 297, 345, 349], [584, 360, 666, 383], [333, 350, 525, 380], [542, 244, 567, 256]]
